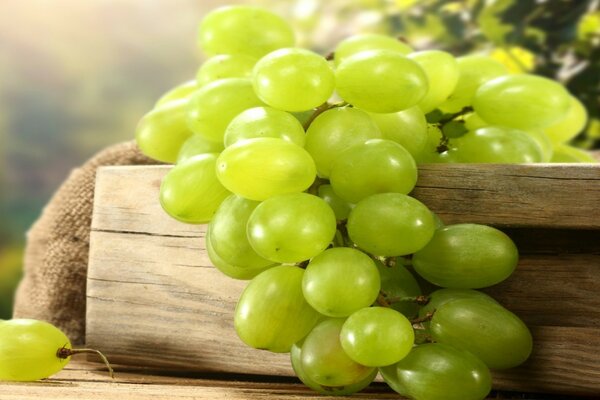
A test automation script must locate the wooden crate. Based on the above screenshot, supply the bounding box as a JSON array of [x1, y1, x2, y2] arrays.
[[86, 164, 600, 397]]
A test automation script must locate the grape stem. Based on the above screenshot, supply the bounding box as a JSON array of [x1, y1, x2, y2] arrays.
[[57, 347, 115, 379], [302, 101, 349, 130], [410, 311, 435, 325], [385, 295, 430, 306], [434, 106, 473, 153]]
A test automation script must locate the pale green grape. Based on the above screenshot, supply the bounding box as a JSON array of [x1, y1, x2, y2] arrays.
[[317, 184, 353, 220], [224, 106, 305, 147], [247, 193, 336, 263], [408, 50, 459, 113], [347, 193, 435, 256], [545, 96, 588, 144], [198, 6, 294, 58], [302, 248, 380, 317], [340, 307, 414, 367], [329, 139, 417, 203], [377, 262, 422, 318], [300, 319, 375, 387], [368, 106, 428, 159], [413, 224, 518, 289], [234, 265, 321, 353], [177, 134, 224, 163], [305, 107, 382, 178], [196, 54, 257, 86], [252, 48, 335, 112], [136, 99, 193, 163], [419, 288, 497, 320], [155, 80, 198, 108], [160, 154, 230, 224], [473, 74, 571, 130], [216, 138, 316, 201], [187, 78, 264, 143], [336, 50, 428, 113], [0, 319, 71, 381], [525, 130, 553, 162], [431, 298, 533, 369], [380, 343, 492, 400], [551, 144, 597, 163], [334, 33, 412, 66]]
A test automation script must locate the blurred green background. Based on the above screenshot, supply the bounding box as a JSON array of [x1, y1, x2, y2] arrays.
[[1, 0, 599, 318]]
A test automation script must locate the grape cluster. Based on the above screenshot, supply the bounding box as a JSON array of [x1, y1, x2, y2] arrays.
[[133, 5, 590, 400]]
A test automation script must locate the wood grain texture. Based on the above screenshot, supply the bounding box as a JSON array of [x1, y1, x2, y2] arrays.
[[87, 165, 600, 396]]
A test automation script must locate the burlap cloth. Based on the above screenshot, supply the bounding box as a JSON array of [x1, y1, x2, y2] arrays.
[[13, 141, 158, 344]]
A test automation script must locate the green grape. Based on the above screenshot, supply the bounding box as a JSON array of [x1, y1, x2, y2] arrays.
[[252, 48, 335, 112], [525, 130, 553, 162], [291, 342, 377, 396], [413, 224, 518, 289], [380, 343, 492, 400], [187, 78, 264, 143], [334, 33, 412, 66], [419, 288, 497, 320], [177, 134, 224, 163], [136, 99, 193, 163], [160, 154, 230, 224], [377, 262, 422, 318], [551, 144, 597, 163], [300, 319, 376, 387], [448, 126, 543, 163], [198, 6, 294, 59], [155, 80, 198, 108], [473, 74, 571, 130], [336, 50, 428, 113], [463, 112, 488, 131], [302, 248, 380, 317], [196, 54, 257, 86], [431, 298, 533, 369], [317, 184, 353, 220], [234, 266, 321, 353], [340, 307, 414, 367], [347, 193, 435, 256], [224, 106, 305, 147], [208, 195, 277, 270], [247, 193, 336, 263], [305, 107, 382, 178], [545, 96, 588, 144], [408, 50, 459, 113], [216, 138, 316, 201], [368, 106, 428, 159], [439, 55, 508, 113], [329, 139, 417, 203]]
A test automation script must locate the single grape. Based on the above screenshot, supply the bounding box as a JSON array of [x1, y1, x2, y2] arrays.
[[247, 193, 336, 263], [408, 50, 459, 113], [198, 6, 294, 59], [377, 262, 422, 318], [216, 138, 316, 201], [545, 96, 588, 144], [419, 288, 497, 320], [196, 54, 257, 86], [368, 106, 428, 159], [155, 80, 198, 108], [252, 48, 335, 112], [177, 134, 224, 163], [551, 144, 597, 163], [302, 248, 380, 317], [317, 184, 353, 220], [413, 224, 518, 289], [347, 193, 435, 256], [234, 266, 321, 353], [334, 33, 412, 66]]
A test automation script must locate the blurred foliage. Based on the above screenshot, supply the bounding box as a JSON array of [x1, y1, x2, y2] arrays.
[[0, 246, 23, 318]]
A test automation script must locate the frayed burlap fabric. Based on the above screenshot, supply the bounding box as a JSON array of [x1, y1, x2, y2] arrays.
[[13, 141, 158, 344]]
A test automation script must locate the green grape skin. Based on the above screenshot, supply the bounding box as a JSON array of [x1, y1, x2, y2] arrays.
[[252, 48, 335, 112], [413, 224, 518, 289], [160, 154, 230, 224], [551, 144, 597, 163], [198, 6, 294, 59], [368, 106, 428, 159], [216, 138, 316, 201], [463, 112, 488, 131], [196, 54, 257, 86], [431, 298, 533, 370], [329, 139, 417, 203], [187, 78, 264, 144], [305, 107, 382, 178], [380, 343, 492, 400], [545, 96, 588, 144], [334, 33, 412, 66], [0, 319, 71, 381], [155, 80, 198, 108], [340, 307, 414, 367], [291, 342, 377, 396], [234, 265, 321, 353], [408, 50, 459, 113], [136, 99, 193, 163], [177, 134, 224, 163], [302, 248, 380, 317], [224, 106, 306, 148], [347, 193, 435, 256], [247, 193, 336, 263], [377, 262, 422, 318], [336, 50, 428, 113], [317, 184, 353, 220], [419, 288, 497, 320], [473, 74, 571, 130], [525, 130, 553, 162], [300, 319, 376, 387]]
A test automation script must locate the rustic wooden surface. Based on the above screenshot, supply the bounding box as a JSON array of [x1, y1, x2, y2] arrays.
[[87, 165, 600, 396]]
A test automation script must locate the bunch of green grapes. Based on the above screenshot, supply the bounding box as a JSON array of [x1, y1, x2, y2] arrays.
[[133, 5, 591, 399]]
